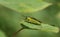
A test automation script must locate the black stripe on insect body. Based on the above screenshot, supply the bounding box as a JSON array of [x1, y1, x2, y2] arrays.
[[29, 17, 42, 23]]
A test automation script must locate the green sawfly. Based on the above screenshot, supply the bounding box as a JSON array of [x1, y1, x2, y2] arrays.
[[22, 15, 42, 25]]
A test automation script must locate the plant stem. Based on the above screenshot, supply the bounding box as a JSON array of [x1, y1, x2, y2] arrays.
[[12, 28, 24, 37]]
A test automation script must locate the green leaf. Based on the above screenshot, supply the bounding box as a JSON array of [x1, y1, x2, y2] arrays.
[[20, 21, 59, 33], [0, 0, 52, 13]]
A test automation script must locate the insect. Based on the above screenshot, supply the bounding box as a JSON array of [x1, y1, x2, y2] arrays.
[[24, 16, 42, 25]]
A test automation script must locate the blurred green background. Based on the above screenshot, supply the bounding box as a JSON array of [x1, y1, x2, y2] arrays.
[[0, 0, 60, 37]]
